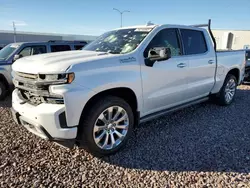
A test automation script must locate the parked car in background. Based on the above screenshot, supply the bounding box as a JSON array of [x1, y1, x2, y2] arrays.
[[244, 49, 250, 81], [0, 40, 87, 99], [11, 20, 245, 156]]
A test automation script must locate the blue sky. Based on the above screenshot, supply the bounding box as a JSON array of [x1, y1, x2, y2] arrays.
[[0, 0, 250, 36]]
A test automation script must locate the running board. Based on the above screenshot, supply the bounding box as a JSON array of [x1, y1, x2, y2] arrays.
[[140, 97, 209, 124]]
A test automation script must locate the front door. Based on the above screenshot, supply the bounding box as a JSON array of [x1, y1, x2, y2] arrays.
[[141, 28, 189, 116]]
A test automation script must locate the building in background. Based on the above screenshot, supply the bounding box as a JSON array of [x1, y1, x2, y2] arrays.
[[212, 29, 250, 50], [1, 29, 250, 51], [0, 30, 98, 48]]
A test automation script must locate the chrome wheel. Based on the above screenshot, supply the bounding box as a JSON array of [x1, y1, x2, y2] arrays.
[[93, 106, 129, 150], [224, 78, 236, 103]]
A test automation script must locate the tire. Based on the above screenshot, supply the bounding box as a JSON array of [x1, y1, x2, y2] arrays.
[[78, 96, 134, 156], [216, 74, 237, 106], [0, 81, 7, 100]]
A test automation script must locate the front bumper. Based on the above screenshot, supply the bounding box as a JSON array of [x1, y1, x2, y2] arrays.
[[11, 89, 77, 148]]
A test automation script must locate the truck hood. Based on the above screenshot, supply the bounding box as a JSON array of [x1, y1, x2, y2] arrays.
[[12, 50, 116, 74]]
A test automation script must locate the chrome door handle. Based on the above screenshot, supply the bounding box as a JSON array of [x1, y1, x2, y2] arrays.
[[177, 63, 186, 68], [208, 60, 214, 64]]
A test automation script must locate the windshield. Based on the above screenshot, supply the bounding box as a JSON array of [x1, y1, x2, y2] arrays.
[[0, 44, 20, 60], [83, 28, 152, 54]]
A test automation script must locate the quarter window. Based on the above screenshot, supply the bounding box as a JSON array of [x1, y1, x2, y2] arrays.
[[180, 29, 207, 55], [144, 28, 181, 57]]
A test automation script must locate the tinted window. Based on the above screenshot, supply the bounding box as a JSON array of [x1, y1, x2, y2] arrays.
[[180, 29, 207, 55], [246, 51, 250, 61], [19, 47, 31, 57], [144, 28, 181, 57], [32, 46, 47, 55], [51, 45, 71, 52], [74, 45, 84, 50], [19, 45, 47, 58]]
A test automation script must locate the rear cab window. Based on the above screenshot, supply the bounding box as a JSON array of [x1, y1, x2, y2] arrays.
[[180, 29, 208, 55], [50, 45, 71, 52]]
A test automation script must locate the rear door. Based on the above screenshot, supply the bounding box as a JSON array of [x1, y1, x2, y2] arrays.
[[180, 29, 216, 99]]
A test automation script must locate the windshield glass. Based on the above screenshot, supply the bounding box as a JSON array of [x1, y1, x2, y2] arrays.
[[83, 28, 152, 54], [0, 44, 20, 60]]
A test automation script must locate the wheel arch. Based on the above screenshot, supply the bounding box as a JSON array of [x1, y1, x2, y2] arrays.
[[78, 87, 140, 128], [227, 68, 240, 84]]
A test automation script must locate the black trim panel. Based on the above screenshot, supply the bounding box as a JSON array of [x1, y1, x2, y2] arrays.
[[140, 97, 209, 123], [59, 112, 68, 128]]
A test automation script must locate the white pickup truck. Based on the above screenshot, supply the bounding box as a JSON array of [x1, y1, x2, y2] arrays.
[[11, 20, 245, 156]]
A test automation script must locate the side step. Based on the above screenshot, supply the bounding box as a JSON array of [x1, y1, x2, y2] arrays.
[[140, 97, 209, 124]]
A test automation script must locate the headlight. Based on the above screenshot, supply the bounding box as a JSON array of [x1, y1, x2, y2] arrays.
[[38, 73, 75, 84]]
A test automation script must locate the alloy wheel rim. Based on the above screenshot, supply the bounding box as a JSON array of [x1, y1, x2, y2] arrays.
[[225, 78, 236, 103], [93, 106, 129, 150]]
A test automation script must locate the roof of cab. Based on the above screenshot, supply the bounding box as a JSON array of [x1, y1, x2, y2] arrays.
[[112, 23, 207, 31]]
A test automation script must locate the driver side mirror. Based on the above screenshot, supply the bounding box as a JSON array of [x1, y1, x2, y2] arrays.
[[13, 54, 21, 62], [145, 47, 171, 67]]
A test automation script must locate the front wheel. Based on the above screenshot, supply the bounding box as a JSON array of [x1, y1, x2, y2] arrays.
[[78, 96, 134, 156], [216, 74, 237, 106]]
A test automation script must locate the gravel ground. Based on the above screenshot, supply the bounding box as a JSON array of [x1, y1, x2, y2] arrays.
[[1, 86, 250, 188]]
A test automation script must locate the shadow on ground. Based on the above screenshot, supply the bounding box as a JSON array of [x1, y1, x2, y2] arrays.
[[0, 96, 11, 108], [102, 88, 250, 173]]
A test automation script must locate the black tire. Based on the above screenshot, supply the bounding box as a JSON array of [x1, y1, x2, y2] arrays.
[[0, 81, 8, 100], [216, 74, 237, 106], [78, 96, 134, 157]]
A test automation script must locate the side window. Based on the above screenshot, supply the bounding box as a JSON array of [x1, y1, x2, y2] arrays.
[[51, 45, 71, 52], [180, 29, 207, 55], [31, 46, 47, 55], [19, 47, 31, 57], [19, 45, 47, 57], [74, 45, 84, 50], [144, 28, 181, 58]]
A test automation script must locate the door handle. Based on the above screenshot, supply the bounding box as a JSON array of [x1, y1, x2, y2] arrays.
[[208, 60, 214, 64], [177, 63, 186, 68]]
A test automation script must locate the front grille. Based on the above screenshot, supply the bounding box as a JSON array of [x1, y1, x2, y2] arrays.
[[13, 71, 64, 106], [18, 89, 64, 106]]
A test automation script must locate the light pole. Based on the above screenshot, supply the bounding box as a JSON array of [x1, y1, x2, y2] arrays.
[[113, 8, 130, 27], [13, 21, 16, 43]]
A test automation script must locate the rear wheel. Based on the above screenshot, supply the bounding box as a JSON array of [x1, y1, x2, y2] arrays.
[[78, 96, 134, 156], [0, 81, 7, 100], [216, 74, 237, 106]]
